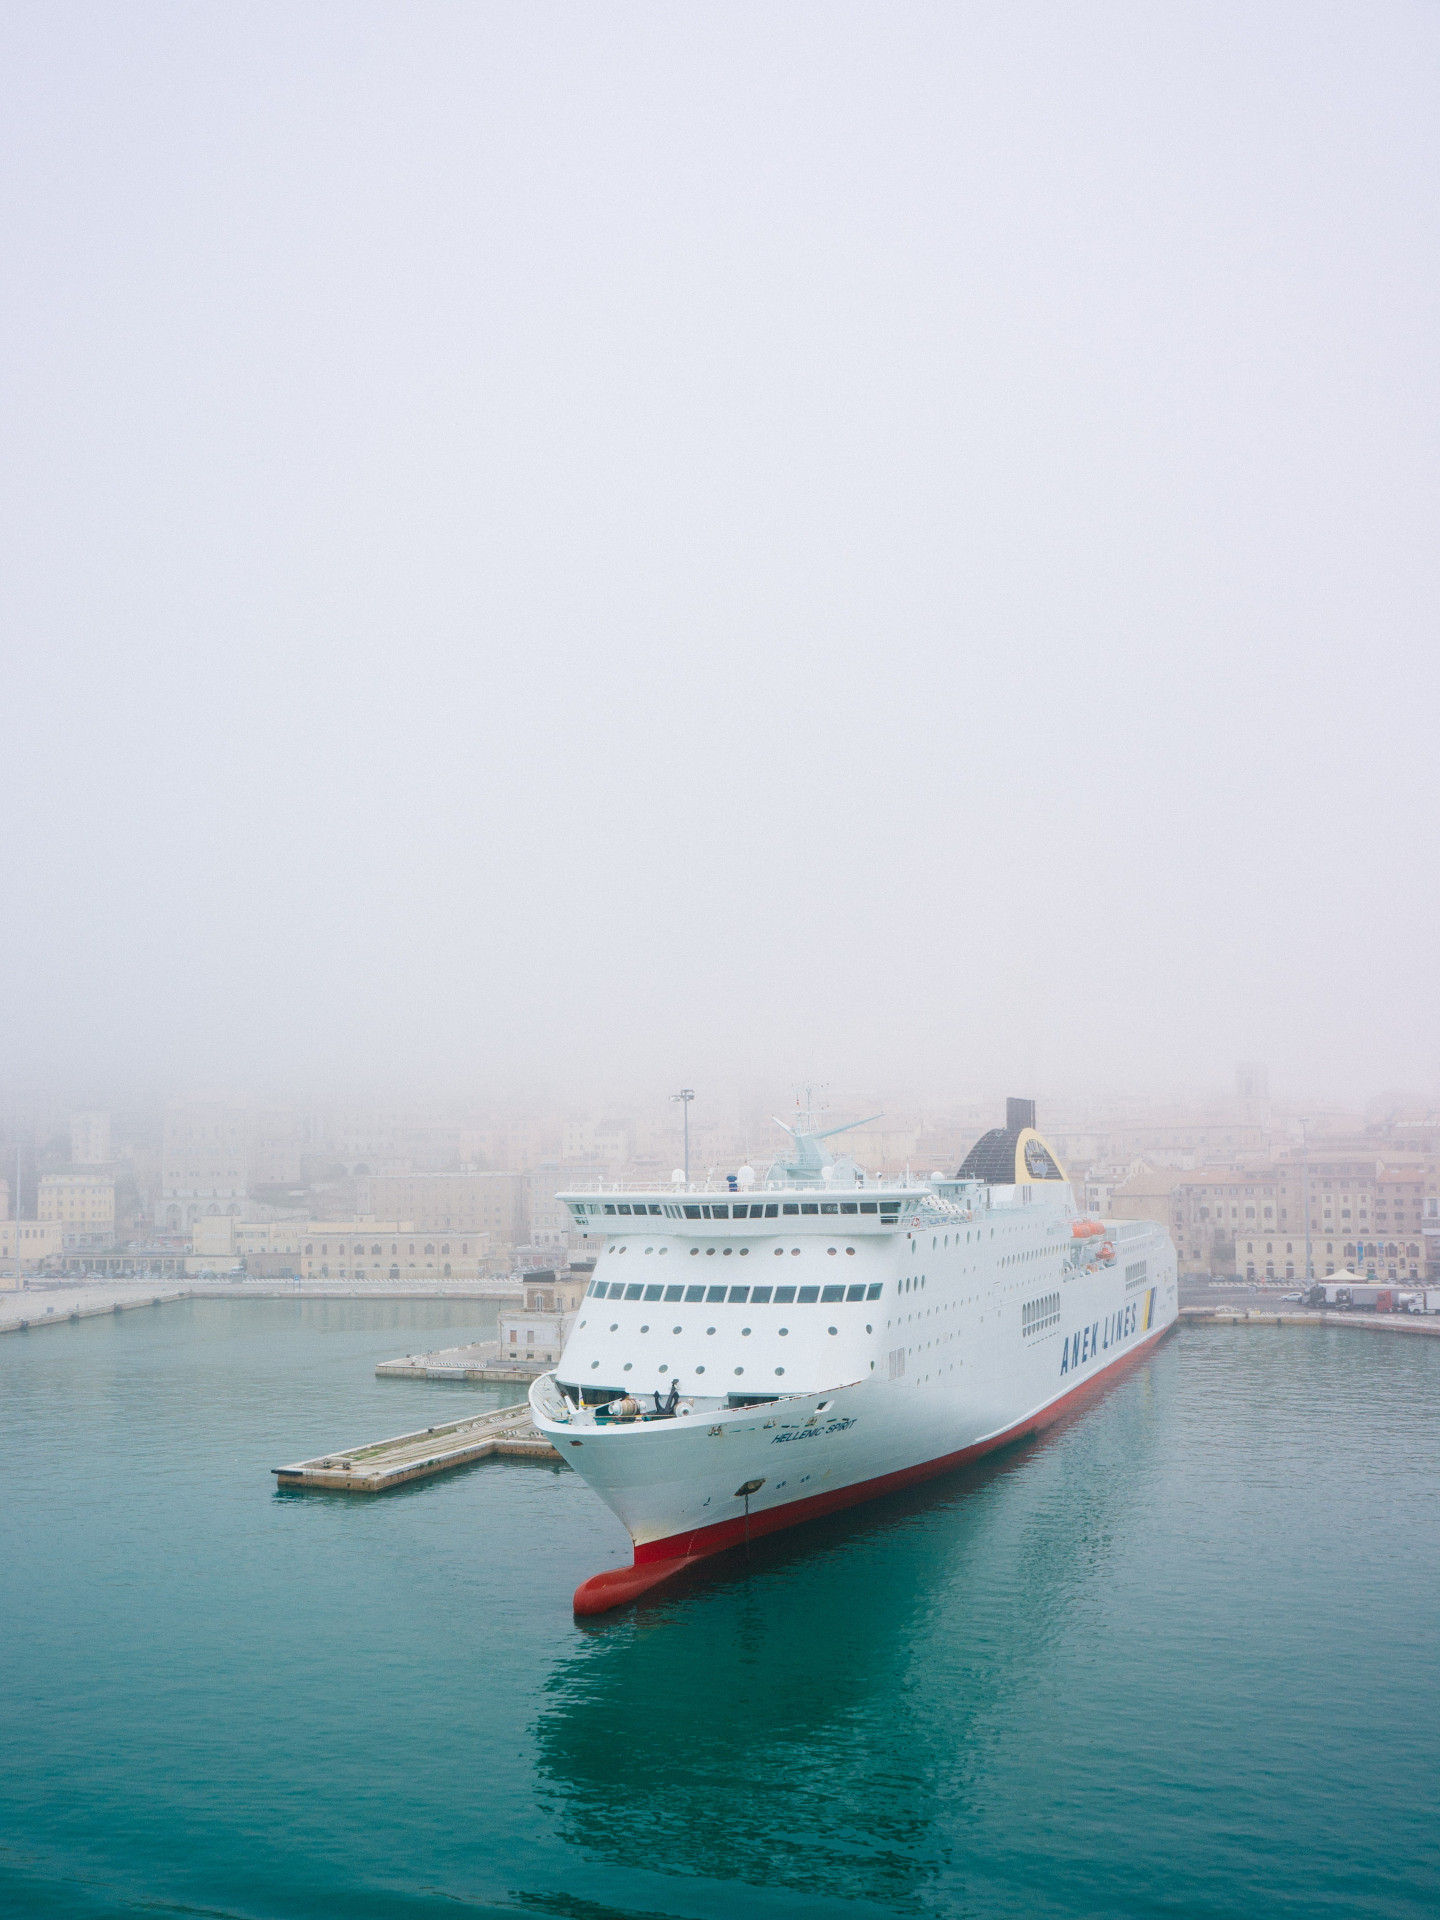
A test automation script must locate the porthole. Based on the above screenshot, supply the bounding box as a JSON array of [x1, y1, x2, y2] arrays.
[[773, 1248, 784, 1257], [778, 1326, 789, 1336], [672, 1324, 682, 1333], [828, 1325, 838, 1335], [659, 1247, 668, 1255], [645, 1247, 653, 1254], [623, 1363, 633, 1371], [706, 1326, 716, 1335], [739, 1247, 749, 1257], [639, 1324, 649, 1333], [696, 1365, 706, 1374], [658, 1364, 668, 1373], [741, 1327, 751, 1336], [690, 1248, 699, 1256], [827, 1247, 837, 1256], [865, 1323, 872, 1332], [579, 1320, 586, 1328], [774, 1367, 785, 1376], [590, 1361, 599, 1369], [734, 1367, 744, 1376], [722, 1247, 732, 1256], [791, 1248, 801, 1256], [845, 1247, 855, 1255], [706, 1248, 716, 1256], [609, 1323, 618, 1331]]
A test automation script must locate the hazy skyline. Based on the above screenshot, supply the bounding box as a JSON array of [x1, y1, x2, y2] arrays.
[[3, 4, 1437, 1110]]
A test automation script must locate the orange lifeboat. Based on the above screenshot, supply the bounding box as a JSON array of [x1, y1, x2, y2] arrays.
[[1071, 1220, 1105, 1238]]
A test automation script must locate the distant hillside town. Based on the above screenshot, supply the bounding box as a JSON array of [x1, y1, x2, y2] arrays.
[[1, 1068, 1436, 1291]]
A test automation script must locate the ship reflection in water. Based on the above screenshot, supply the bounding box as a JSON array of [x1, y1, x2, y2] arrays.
[[533, 1385, 1144, 1912]]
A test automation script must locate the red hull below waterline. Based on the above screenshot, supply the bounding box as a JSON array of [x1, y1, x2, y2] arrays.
[[572, 1322, 1171, 1615]]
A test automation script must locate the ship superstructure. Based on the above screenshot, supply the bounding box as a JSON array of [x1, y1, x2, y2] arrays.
[[530, 1099, 1177, 1613]]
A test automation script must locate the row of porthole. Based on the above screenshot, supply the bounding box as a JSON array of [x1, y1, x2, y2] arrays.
[[588, 1321, 872, 1378]]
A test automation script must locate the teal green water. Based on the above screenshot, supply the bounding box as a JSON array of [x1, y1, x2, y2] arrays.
[[2, 1300, 1437, 1919]]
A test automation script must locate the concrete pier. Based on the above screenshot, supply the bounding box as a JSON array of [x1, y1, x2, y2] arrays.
[[273, 1401, 559, 1492], [375, 1339, 546, 1385], [1181, 1305, 1440, 1337]]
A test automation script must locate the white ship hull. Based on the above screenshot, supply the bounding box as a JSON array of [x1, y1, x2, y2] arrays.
[[530, 1109, 1179, 1611]]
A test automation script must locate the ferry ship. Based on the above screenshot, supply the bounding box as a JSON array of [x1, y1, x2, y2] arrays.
[[529, 1100, 1178, 1613]]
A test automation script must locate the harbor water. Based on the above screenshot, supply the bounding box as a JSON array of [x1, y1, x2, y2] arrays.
[[1, 1298, 1437, 1919]]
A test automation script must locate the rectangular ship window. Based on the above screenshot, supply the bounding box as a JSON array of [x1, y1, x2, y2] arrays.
[[591, 1282, 608, 1297], [728, 1286, 750, 1303], [798, 1286, 819, 1303], [801, 1203, 819, 1215], [860, 1202, 877, 1214], [866, 1282, 882, 1299], [684, 1206, 701, 1219], [841, 1202, 858, 1214], [625, 1284, 643, 1301], [846, 1284, 865, 1301], [644, 1285, 662, 1301], [764, 1203, 778, 1217], [604, 1205, 617, 1215], [707, 1204, 728, 1219], [773, 1286, 796, 1303], [820, 1203, 838, 1215], [685, 1285, 705, 1302], [821, 1285, 845, 1302], [707, 1286, 727, 1302], [783, 1203, 799, 1216], [664, 1285, 684, 1302], [617, 1204, 632, 1215], [750, 1286, 773, 1303]]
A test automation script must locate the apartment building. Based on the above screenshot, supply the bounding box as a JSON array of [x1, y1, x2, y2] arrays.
[[1115, 1157, 1433, 1282], [38, 1171, 116, 1250], [191, 1217, 494, 1280], [354, 1172, 528, 1246], [158, 1103, 251, 1230]]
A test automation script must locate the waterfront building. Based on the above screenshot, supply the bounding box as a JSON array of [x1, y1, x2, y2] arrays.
[[354, 1172, 528, 1246], [38, 1172, 116, 1250], [242, 1220, 493, 1282], [498, 1269, 588, 1366], [0, 1218, 64, 1281]]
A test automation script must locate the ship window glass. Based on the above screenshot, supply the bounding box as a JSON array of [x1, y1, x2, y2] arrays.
[[774, 1286, 796, 1303], [729, 1287, 750, 1303], [841, 1202, 858, 1214], [798, 1286, 819, 1303], [801, 1203, 819, 1215], [707, 1286, 727, 1302], [625, 1284, 643, 1300], [649, 1205, 663, 1215], [644, 1285, 662, 1301], [821, 1203, 838, 1215], [594, 1282, 610, 1297], [774, 1247, 784, 1256], [783, 1203, 799, 1215], [846, 1284, 865, 1301], [821, 1285, 845, 1303], [708, 1205, 729, 1219], [617, 1205, 632, 1215], [684, 1206, 701, 1219], [750, 1286, 773, 1303], [764, 1204, 778, 1217], [860, 1202, 877, 1214], [664, 1285, 683, 1302], [866, 1283, 883, 1299], [603, 1205, 616, 1215], [685, 1286, 705, 1302]]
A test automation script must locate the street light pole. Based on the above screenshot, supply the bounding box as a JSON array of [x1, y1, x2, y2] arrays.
[[671, 1088, 694, 1185]]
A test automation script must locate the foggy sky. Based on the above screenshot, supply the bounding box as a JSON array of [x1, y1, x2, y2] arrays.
[[2, 3, 1437, 1111]]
